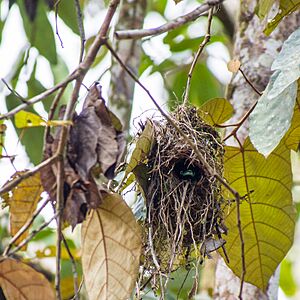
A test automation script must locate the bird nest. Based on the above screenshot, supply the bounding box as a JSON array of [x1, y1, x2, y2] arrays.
[[140, 105, 226, 276]]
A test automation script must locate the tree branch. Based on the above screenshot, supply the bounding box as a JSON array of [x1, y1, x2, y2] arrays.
[[0, 155, 59, 195], [115, 0, 224, 40], [183, 9, 213, 106], [0, 73, 77, 121]]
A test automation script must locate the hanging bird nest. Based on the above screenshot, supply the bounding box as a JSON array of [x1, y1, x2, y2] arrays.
[[140, 105, 226, 275]]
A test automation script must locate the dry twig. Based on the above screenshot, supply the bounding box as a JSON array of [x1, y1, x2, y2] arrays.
[[115, 0, 224, 40], [183, 8, 213, 106]]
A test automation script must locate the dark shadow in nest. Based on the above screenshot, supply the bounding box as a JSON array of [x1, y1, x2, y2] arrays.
[[142, 106, 226, 276]]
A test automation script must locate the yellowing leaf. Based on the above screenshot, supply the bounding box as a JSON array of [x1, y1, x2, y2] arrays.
[[227, 59, 241, 73], [125, 120, 154, 176], [81, 193, 142, 300], [14, 110, 72, 128], [264, 0, 300, 35], [222, 138, 296, 290], [0, 258, 55, 299], [285, 92, 300, 150], [198, 98, 234, 126], [258, 0, 275, 19], [35, 245, 81, 260], [3, 172, 43, 247]]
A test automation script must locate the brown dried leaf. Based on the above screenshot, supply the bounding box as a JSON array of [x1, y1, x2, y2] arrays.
[[81, 193, 142, 300], [2, 172, 43, 247], [0, 258, 55, 300], [69, 82, 125, 180]]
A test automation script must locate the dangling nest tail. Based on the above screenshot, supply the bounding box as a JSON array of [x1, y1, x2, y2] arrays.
[[141, 105, 226, 274]]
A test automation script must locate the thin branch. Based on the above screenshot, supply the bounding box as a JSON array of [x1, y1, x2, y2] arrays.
[[0, 155, 59, 195], [62, 234, 79, 300], [1, 0, 120, 121], [5, 211, 59, 257], [55, 0, 64, 48], [0, 72, 78, 121], [104, 39, 239, 199], [1, 79, 26, 103], [115, 0, 224, 40], [74, 0, 86, 63], [223, 99, 258, 142], [2, 197, 51, 256], [44, 86, 67, 144], [55, 157, 64, 300], [239, 67, 262, 96], [183, 9, 213, 106]]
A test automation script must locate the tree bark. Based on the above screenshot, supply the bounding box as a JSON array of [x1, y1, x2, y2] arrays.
[[108, 0, 147, 133], [214, 1, 300, 299]]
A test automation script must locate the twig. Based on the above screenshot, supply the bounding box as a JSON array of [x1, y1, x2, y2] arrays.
[[2, 197, 51, 256], [1, 79, 26, 103], [1, 0, 120, 121], [4, 211, 59, 257], [44, 85, 67, 144], [55, 157, 65, 300], [104, 40, 239, 199], [223, 99, 258, 142], [71, 279, 84, 300], [183, 9, 213, 106], [239, 67, 262, 96], [62, 234, 79, 300], [51, 1, 121, 297], [74, 0, 86, 63], [0, 155, 59, 195], [115, 0, 224, 40], [54, 0, 64, 48], [0, 72, 77, 121]]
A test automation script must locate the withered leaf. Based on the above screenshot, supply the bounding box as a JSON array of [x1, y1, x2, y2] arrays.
[[69, 82, 125, 180], [0, 258, 55, 300], [81, 193, 142, 300], [1, 171, 43, 247], [41, 82, 125, 228]]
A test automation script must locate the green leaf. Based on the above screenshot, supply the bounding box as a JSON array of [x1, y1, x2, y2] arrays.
[[167, 63, 223, 108], [198, 98, 233, 126], [57, 0, 80, 35], [6, 94, 44, 165], [279, 259, 297, 296], [18, 0, 57, 64], [272, 27, 300, 72], [14, 110, 72, 128], [264, 0, 300, 35], [257, 0, 275, 19], [222, 138, 296, 290], [249, 72, 297, 157], [125, 120, 154, 176]]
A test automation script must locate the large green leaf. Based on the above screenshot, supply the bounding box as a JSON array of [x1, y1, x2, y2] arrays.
[[57, 0, 80, 35], [222, 137, 296, 290], [18, 0, 57, 64], [264, 0, 300, 35], [167, 63, 223, 108], [6, 94, 44, 165]]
